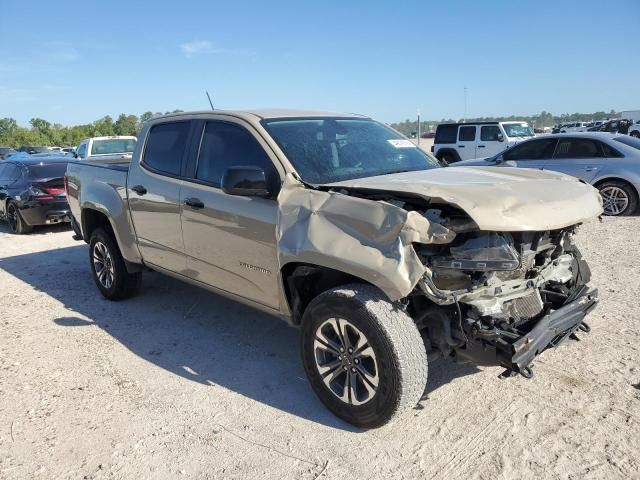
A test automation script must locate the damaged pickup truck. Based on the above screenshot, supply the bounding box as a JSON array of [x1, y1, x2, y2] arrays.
[[65, 110, 602, 428]]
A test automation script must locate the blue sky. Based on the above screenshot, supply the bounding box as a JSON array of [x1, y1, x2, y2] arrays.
[[1, 0, 638, 125]]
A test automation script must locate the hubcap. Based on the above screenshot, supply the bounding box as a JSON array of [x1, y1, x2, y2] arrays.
[[313, 318, 379, 406], [600, 186, 629, 216], [93, 241, 115, 289]]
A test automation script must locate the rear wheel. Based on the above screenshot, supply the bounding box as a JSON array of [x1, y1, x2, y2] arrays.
[[301, 284, 428, 428], [6, 202, 33, 234], [631, 130, 640, 138], [89, 228, 142, 300], [597, 180, 638, 216], [439, 153, 454, 165]]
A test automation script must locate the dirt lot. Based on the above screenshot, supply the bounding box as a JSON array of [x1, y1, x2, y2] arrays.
[[0, 217, 639, 479]]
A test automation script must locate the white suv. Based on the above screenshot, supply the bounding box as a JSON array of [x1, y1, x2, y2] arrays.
[[432, 121, 534, 163], [559, 122, 589, 133]]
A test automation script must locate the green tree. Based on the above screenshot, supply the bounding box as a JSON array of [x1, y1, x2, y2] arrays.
[[114, 114, 139, 136]]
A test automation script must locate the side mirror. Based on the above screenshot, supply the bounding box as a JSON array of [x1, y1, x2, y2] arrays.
[[221, 166, 270, 197], [74, 153, 79, 158], [497, 134, 505, 142]]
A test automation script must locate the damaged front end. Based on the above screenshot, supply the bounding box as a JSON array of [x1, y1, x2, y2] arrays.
[[413, 215, 598, 377]]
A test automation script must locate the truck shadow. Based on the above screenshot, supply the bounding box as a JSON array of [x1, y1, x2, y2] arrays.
[[0, 244, 479, 430]]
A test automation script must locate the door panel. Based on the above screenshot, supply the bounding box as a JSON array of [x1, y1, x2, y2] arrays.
[[478, 125, 505, 158], [127, 120, 193, 273], [540, 138, 605, 182], [181, 185, 280, 308], [457, 125, 477, 160]]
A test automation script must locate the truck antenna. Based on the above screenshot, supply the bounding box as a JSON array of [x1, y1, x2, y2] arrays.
[[206, 91, 214, 110]]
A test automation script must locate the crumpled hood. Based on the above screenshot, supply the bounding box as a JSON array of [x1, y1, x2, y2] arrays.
[[328, 166, 603, 231]]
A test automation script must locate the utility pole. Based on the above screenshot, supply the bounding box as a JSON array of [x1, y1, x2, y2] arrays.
[[463, 87, 467, 122], [417, 110, 421, 145]]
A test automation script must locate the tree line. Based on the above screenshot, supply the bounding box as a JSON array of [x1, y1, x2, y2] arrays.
[[390, 110, 619, 136], [0, 109, 621, 147], [0, 111, 183, 148]]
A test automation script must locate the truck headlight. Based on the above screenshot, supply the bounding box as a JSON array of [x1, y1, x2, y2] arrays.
[[431, 232, 520, 271]]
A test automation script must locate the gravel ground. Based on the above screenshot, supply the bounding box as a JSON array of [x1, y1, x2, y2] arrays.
[[0, 217, 638, 479]]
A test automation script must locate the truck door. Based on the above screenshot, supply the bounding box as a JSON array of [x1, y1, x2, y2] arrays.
[[456, 125, 477, 160], [127, 120, 193, 273], [179, 119, 281, 309]]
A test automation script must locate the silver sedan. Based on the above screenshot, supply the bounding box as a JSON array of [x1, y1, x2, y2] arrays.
[[454, 132, 640, 216]]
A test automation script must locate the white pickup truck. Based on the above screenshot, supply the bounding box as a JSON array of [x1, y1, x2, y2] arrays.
[[75, 136, 137, 164]]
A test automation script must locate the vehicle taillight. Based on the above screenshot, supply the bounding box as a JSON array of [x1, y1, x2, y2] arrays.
[[42, 187, 65, 195]]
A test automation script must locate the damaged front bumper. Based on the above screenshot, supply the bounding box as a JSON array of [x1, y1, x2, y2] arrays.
[[495, 286, 598, 375], [454, 285, 598, 376]]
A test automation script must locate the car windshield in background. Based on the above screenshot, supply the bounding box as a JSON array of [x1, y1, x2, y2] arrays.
[[503, 124, 534, 137], [27, 162, 68, 179], [90, 138, 136, 155], [262, 118, 440, 184], [613, 136, 640, 150]]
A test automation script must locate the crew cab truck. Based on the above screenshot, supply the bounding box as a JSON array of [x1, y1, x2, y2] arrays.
[[433, 121, 534, 164], [66, 110, 601, 428]]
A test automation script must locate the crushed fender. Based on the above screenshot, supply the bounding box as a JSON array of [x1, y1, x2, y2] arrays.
[[277, 175, 454, 301]]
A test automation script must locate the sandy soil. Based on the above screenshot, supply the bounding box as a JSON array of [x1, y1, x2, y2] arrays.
[[0, 217, 638, 480]]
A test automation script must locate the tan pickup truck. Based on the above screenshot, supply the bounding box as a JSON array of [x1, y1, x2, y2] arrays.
[[65, 110, 602, 428]]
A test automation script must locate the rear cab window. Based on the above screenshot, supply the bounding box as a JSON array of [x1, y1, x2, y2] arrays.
[[142, 121, 191, 176], [90, 138, 136, 156]]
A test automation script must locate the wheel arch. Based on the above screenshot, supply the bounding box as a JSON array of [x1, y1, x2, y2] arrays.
[[593, 176, 640, 200], [281, 262, 380, 325], [435, 147, 461, 163]]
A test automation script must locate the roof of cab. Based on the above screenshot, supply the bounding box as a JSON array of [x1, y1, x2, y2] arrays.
[[153, 109, 369, 121]]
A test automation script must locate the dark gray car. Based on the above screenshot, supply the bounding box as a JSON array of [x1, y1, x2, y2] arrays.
[[454, 132, 640, 216]]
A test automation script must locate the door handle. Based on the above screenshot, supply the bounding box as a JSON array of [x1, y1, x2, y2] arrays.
[[584, 167, 597, 172], [458, 145, 465, 148], [184, 197, 205, 209], [478, 145, 486, 148], [131, 185, 147, 195]]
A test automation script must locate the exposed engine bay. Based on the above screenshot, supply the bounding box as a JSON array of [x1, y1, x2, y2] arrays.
[[407, 206, 597, 376]]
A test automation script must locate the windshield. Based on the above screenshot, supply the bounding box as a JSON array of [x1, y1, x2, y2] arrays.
[[614, 136, 640, 150], [90, 138, 136, 156], [503, 123, 534, 138], [262, 118, 440, 184]]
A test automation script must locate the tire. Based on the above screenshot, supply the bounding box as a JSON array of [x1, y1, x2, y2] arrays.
[[439, 153, 454, 166], [597, 180, 638, 216], [89, 227, 142, 300], [6, 202, 33, 234], [631, 130, 640, 138], [301, 284, 428, 428]]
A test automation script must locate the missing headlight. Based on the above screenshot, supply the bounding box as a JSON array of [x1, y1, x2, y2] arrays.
[[431, 232, 520, 271]]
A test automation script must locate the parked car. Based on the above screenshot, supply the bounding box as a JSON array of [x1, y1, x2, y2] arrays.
[[589, 119, 632, 134], [0, 156, 71, 234], [66, 110, 601, 428], [559, 122, 590, 133], [61, 146, 76, 154], [0, 147, 17, 160], [75, 136, 137, 163], [454, 132, 640, 216], [432, 121, 534, 163]]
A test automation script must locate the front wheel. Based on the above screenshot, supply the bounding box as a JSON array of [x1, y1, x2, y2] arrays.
[[89, 228, 142, 300], [301, 284, 428, 428]]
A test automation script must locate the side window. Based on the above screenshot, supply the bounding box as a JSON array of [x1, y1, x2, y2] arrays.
[[554, 139, 604, 159], [76, 143, 87, 158], [600, 142, 623, 158], [142, 121, 191, 176], [458, 126, 476, 142], [503, 138, 558, 161], [434, 125, 457, 144], [481, 126, 501, 141], [195, 121, 277, 189]]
